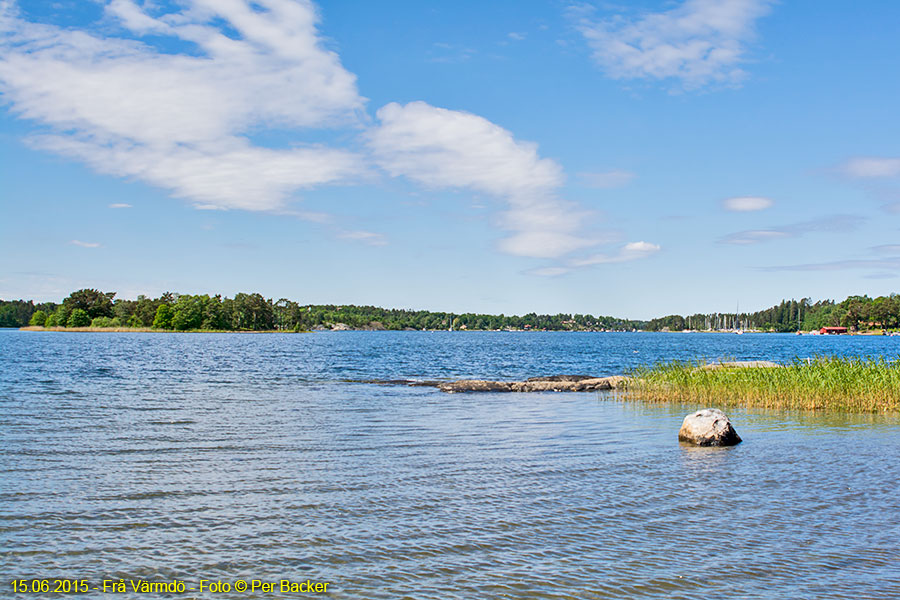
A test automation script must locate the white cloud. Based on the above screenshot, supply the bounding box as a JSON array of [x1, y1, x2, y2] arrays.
[[578, 169, 636, 189], [570, 241, 660, 266], [108, 203, 132, 208], [498, 230, 596, 259], [841, 157, 900, 178], [0, 0, 366, 211], [722, 195, 772, 211], [574, 0, 773, 89], [29, 134, 361, 212], [370, 101, 562, 196], [0, 1, 658, 267], [368, 101, 597, 259], [70, 240, 101, 248]]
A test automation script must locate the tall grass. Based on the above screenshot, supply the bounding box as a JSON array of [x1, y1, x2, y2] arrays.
[[625, 356, 900, 412]]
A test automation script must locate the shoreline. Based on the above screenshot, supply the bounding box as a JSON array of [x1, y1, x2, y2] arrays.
[[18, 326, 300, 334], [366, 359, 900, 413], [15, 326, 893, 335]]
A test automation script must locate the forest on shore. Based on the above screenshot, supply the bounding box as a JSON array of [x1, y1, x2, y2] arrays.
[[1, 289, 898, 333], [0, 289, 641, 332], [644, 296, 898, 332]]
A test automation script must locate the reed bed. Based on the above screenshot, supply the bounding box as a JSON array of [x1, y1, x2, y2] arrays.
[[625, 355, 900, 412]]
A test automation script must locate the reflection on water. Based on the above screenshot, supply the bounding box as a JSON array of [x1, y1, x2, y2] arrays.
[[1, 330, 899, 599], [678, 444, 737, 472]]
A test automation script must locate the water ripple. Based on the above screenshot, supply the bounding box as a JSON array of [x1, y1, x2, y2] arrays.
[[2, 330, 900, 598]]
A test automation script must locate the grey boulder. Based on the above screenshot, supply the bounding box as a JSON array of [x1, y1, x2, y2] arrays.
[[678, 408, 742, 446]]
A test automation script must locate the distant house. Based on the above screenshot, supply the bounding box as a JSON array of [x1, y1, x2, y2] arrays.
[[820, 326, 848, 335]]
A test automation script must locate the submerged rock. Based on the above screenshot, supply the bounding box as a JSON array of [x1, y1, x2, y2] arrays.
[[678, 408, 742, 446]]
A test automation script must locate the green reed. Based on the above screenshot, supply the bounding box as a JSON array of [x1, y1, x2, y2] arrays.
[[625, 355, 900, 412]]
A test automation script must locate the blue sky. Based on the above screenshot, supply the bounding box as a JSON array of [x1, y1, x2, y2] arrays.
[[1, 0, 899, 319]]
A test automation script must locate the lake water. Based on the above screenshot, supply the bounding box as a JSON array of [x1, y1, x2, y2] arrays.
[[2, 330, 899, 599]]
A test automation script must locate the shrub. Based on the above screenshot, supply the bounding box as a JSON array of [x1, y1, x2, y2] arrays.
[[67, 308, 91, 327], [54, 305, 71, 328], [29, 310, 47, 327]]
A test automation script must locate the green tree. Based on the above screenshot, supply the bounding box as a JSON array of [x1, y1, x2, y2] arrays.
[[44, 313, 58, 327], [29, 310, 47, 326], [152, 304, 174, 329], [172, 295, 205, 331], [54, 305, 71, 328], [63, 288, 115, 319], [202, 295, 229, 330], [0, 300, 36, 327], [232, 293, 274, 330], [114, 299, 137, 323], [274, 298, 300, 330], [67, 308, 91, 327], [91, 316, 119, 327]]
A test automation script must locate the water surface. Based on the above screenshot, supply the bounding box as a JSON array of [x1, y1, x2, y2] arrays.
[[2, 330, 899, 598]]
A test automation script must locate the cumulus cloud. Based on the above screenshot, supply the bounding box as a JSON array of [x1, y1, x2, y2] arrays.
[[840, 157, 900, 178], [368, 101, 597, 259], [574, 0, 773, 89], [0, 0, 366, 211], [369, 102, 562, 195], [722, 196, 772, 211], [0, 1, 658, 266], [720, 215, 865, 245]]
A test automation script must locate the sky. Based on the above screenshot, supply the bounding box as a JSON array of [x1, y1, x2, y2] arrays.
[[1, 0, 899, 320]]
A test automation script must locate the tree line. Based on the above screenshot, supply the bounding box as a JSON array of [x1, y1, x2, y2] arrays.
[[0, 288, 643, 332], [4, 289, 899, 333], [644, 295, 900, 332]]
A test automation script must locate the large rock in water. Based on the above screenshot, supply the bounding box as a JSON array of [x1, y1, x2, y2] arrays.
[[678, 409, 742, 446], [437, 380, 514, 392], [436, 376, 628, 393]]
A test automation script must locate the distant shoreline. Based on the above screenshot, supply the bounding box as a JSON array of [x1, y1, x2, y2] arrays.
[[18, 326, 298, 334], [14, 326, 889, 335]]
